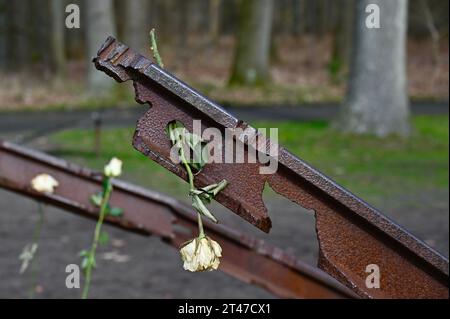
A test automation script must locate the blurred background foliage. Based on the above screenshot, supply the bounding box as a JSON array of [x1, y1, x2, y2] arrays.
[[0, 0, 448, 110]]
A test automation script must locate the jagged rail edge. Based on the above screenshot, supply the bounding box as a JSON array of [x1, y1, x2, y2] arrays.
[[93, 36, 449, 277]]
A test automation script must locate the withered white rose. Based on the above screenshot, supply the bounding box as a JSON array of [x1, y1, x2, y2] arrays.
[[104, 157, 123, 177], [31, 174, 59, 194], [180, 236, 222, 272]]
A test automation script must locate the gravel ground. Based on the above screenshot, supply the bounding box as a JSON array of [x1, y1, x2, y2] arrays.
[[0, 185, 447, 299]]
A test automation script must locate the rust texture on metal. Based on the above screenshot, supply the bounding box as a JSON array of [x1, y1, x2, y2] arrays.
[[92, 37, 448, 298], [0, 140, 357, 299]]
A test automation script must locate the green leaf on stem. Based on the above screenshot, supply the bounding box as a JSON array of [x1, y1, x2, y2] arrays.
[[109, 207, 124, 217], [81, 256, 90, 270], [191, 180, 228, 204], [167, 120, 228, 227], [90, 192, 103, 207], [184, 131, 209, 171], [99, 231, 109, 246], [192, 195, 218, 223], [80, 250, 97, 270]]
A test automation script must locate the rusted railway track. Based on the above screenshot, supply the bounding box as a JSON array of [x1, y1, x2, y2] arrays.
[[0, 140, 357, 299], [92, 36, 448, 298]]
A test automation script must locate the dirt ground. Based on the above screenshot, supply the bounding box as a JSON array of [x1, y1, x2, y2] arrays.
[[0, 185, 447, 299], [0, 36, 448, 110]]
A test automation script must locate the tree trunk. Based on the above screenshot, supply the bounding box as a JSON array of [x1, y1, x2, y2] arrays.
[[176, 0, 188, 57], [65, 0, 84, 60], [189, 0, 206, 34], [317, 0, 327, 37], [123, 0, 149, 55], [86, 0, 117, 94], [291, 0, 303, 37], [50, 0, 66, 76], [30, 0, 51, 77], [229, 0, 274, 86], [209, 0, 221, 45], [329, 0, 353, 81], [0, 0, 6, 71], [7, 1, 28, 71], [336, 0, 410, 137]]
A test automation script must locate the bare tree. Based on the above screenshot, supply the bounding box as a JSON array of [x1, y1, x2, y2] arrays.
[[65, 0, 83, 60], [124, 0, 149, 55], [329, 0, 353, 81], [7, 1, 29, 71], [0, 0, 6, 71], [229, 0, 274, 86], [336, 0, 410, 137], [209, 0, 221, 45], [86, 0, 117, 94], [420, 0, 440, 65], [175, 0, 188, 64], [50, 0, 66, 76], [291, 0, 304, 37]]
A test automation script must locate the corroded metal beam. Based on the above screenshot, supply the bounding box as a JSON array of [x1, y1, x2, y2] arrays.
[[0, 140, 356, 299], [93, 37, 448, 298]]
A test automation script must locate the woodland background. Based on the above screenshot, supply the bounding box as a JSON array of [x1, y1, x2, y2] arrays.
[[0, 0, 448, 111]]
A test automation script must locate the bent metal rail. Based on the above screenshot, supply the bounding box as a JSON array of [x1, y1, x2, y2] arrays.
[[0, 140, 357, 299], [92, 36, 448, 298]]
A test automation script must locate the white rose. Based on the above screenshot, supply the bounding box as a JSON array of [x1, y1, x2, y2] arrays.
[[31, 174, 59, 194], [104, 157, 123, 177], [180, 236, 222, 272]]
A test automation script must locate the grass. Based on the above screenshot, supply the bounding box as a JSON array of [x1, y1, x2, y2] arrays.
[[49, 115, 449, 203]]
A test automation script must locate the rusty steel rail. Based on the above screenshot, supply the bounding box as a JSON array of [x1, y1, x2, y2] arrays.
[[0, 140, 357, 299], [92, 37, 449, 298]]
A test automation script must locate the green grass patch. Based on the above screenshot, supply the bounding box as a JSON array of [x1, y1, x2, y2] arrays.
[[49, 115, 449, 202]]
